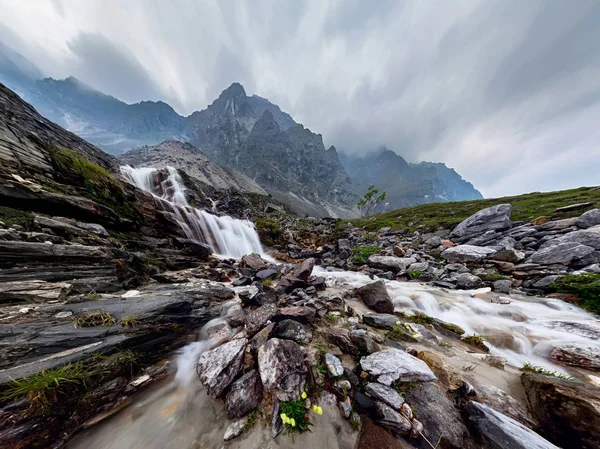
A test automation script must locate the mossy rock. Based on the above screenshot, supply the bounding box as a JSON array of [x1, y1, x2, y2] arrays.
[[547, 273, 600, 313]]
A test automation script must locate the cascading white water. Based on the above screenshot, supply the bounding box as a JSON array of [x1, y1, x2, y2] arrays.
[[120, 165, 265, 259]]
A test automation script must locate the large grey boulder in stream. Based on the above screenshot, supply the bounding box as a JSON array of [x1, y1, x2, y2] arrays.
[[442, 245, 497, 263], [450, 204, 512, 243], [258, 338, 307, 400], [466, 401, 559, 449], [367, 255, 416, 272], [354, 280, 394, 314], [577, 209, 600, 229], [196, 338, 248, 398], [360, 348, 436, 385], [225, 369, 263, 419]]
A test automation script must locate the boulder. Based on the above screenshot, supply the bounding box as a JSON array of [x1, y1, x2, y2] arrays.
[[273, 319, 312, 344], [365, 382, 404, 410], [363, 313, 399, 330], [489, 248, 526, 263], [256, 267, 279, 280], [360, 349, 437, 385], [549, 341, 600, 371], [577, 209, 600, 229], [0, 280, 72, 303], [246, 304, 278, 335], [278, 274, 306, 293], [249, 322, 274, 354], [225, 369, 263, 419], [466, 401, 559, 449], [241, 253, 268, 270], [292, 257, 316, 280], [276, 306, 316, 323], [327, 327, 360, 355], [530, 242, 595, 265], [350, 329, 379, 354], [354, 280, 394, 314], [454, 273, 483, 290], [442, 245, 497, 263], [492, 279, 512, 294], [258, 338, 307, 400], [368, 255, 416, 272], [450, 204, 512, 242], [196, 338, 248, 398], [373, 401, 412, 435], [522, 372, 600, 449], [324, 353, 344, 377]]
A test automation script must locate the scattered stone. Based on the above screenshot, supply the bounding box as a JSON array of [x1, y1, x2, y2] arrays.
[[533, 275, 561, 288], [274, 319, 312, 344], [358, 417, 415, 449], [327, 327, 360, 355], [484, 355, 506, 369], [442, 245, 497, 263], [0, 280, 72, 303], [225, 369, 263, 419], [278, 274, 307, 293], [271, 399, 284, 438], [393, 245, 405, 257], [324, 353, 344, 377], [258, 338, 307, 401], [530, 242, 595, 265], [360, 349, 437, 385], [368, 255, 416, 272], [276, 306, 316, 323], [363, 313, 399, 330], [354, 280, 394, 314], [223, 418, 247, 441], [373, 401, 412, 435], [338, 396, 352, 418], [350, 329, 379, 354], [577, 209, 600, 229], [492, 279, 512, 294], [256, 267, 279, 280], [454, 273, 483, 289], [54, 311, 73, 318], [292, 257, 316, 280], [466, 401, 559, 449], [246, 304, 278, 334], [241, 253, 268, 270], [249, 322, 274, 354], [364, 382, 404, 410], [354, 391, 375, 411], [196, 338, 248, 398]]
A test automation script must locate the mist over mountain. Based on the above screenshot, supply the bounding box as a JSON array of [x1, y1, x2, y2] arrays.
[[0, 43, 485, 217]]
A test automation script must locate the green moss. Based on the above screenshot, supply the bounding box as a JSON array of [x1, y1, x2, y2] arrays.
[[255, 218, 282, 246], [461, 334, 488, 351], [522, 362, 574, 380], [351, 245, 380, 263], [387, 325, 413, 342], [0, 206, 33, 228], [439, 322, 465, 335], [547, 273, 600, 313], [342, 186, 600, 233], [120, 316, 139, 328], [406, 312, 434, 324], [408, 270, 423, 279], [73, 311, 117, 328], [363, 233, 378, 242]]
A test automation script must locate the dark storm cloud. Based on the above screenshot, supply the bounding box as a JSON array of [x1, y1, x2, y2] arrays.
[[0, 0, 599, 197]]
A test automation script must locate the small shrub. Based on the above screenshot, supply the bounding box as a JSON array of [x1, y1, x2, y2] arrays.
[[408, 271, 423, 280], [280, 398, 312, 433], [73, 311, 117, 328], [461, 334, 488, 351], [351, 245, 380, 263], [2, 363, 87, 407], [326, 312, 338, 323], [522, 362, 574, 380], [387, 324, 419, 342], [120, 316, 139, 328], [244, 407, 259, 430]]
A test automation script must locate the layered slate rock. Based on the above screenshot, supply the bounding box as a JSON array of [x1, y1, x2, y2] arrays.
[[360, 348, 436, 385], [442, 245, 497, 263], [373, 401, 412, 435], [450, 204, 512, 243], [522, 372, 600, 449], [367, 255, 416, 272], [196, 338, 248, 398], [258, 338, 307, 400], [225, 369, 263, 419], [466, 401, 559, 449], [365, 383, 404, 410], [273, 319, 312, 344], [363, 313, 400, 330], [548, 341, 600, 372], [577, 209, 600, 229], [354, 280, 394, 314], [292, 257, 315, 280]]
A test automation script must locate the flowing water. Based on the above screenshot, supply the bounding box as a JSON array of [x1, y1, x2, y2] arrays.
[[120, 165, 264, 259]]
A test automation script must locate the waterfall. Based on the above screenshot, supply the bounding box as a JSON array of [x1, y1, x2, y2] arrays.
[[120, 165, 264, 259]]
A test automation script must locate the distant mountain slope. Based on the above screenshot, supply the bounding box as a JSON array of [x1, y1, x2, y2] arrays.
[[341, 148, 482, 211], [119, 140, 267, 195]]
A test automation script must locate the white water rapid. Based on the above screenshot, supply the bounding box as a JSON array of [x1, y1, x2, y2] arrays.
[[120, 165, 265, 259]]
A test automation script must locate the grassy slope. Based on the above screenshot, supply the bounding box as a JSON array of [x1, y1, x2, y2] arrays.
[[346, 186, 600, 233]]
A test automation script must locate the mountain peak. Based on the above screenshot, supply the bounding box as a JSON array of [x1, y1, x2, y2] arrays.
[[219, 82, 246, 99]]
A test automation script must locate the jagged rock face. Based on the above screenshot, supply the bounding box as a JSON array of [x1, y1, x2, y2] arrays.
[[360, 348, 437, 385], [340, 148, 482, 210], [450, 204, 513, 242], [258, 338, 307, 401], [196, 338, 248, 398]]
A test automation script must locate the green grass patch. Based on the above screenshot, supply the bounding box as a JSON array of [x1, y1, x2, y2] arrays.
[[342, 186, 600, 233], [522, 362, 574, 380], [351, 245, 380, 263], [408, 271, 423, 280], [255, 218, 282, 246], [387, 325, 414, 342], [0, 206, 34, 229], [120, 316, 139, 328], [2, 363, 88, 407], [406, 312, 434, 325], [280, 398, 312, 434], [73, 311, 117, 328], [438, 322, 466, 336], [547, 273, 600, 313], [461, 334, 488, 351]]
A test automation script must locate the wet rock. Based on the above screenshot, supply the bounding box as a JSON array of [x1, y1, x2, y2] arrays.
[[522, 372, 600, 449], [338, 396, 352, 418], [241, 253, 268, 270], [278, 275, 306, 293], [273, 319, 312, 344], [475, 384, 536, 428], [373, 401, 412, 435], [484, 355, 506, 369], [256, 267, 279, 280], [549, 341, 600, 371], [226, 304, 246, 328], [450, 204, 512, 243], [246, 304, 277, 335], [276, 306, 316, 323], [492, 279, 512, 293], [324, 353, 344, 377], [271, 399, 284, 438], [350, 329, 379, 354], [360, 348, 437, 385], [443, 245, 498, 264], [354, 280, 394, 314], [577, 209, 600, 229], [405, 383, 477, 449], [368, 255, 416, 272], [466, 401, 559, 449], [258, 338, 307, 401], [223, 418, 246, 441], [365, 382, 404, 410], [530, 241, 595, 265], [417, 351, 462, 391], [196, 338, 248, 398], [292, 257, 316, 280], [354, 391, 375, 411], [454, 273, 483, 289], [363, 313, 399, 330], [0, 280, 72, 303], [327, 327, 359, 355], [225, 369, 263, 419]]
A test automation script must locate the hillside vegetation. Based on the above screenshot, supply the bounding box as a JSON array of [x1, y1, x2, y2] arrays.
[[346, 186, 600, 232]]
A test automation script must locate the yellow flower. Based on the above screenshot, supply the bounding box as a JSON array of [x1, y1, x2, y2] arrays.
[[312, 405, 323, 415], [301, 391, 307, 399], [280, 413, 289, 424], [395, 321, 401, 325], [290, 418, 296, 427]]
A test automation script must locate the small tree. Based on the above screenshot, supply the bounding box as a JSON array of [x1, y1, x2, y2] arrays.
[[357, 185, 386, 217]]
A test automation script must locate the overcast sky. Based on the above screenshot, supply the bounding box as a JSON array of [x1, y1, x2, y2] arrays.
[[0, 0, 599, 198]]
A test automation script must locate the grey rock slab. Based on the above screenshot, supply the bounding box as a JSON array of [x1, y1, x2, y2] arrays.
[[492, 279, 512, 294], [442, 245, 497, 263], [549, 340, 600, 371], [577, 208, 600, 229], [530, 241, 595, 265], [324, 352, 344, 377], [273, 319, 312, 344], [223, 418, 247, 441], [225, 369, 263, 419], [246, 303, 278, 334], [360, 348, 437, 385], [363, 313, 399, 330], [292, 257, 316, 281], [450, 204, 512, 242], [454, 273, 483, 289], [196, 338, 247, 398], [466, 401, 559, 449], [354, 280, 394, 314], [373, 401, 412, 435], [258, 338, 307, 401], [364, 382, 404, 410], [367, 255, 416, 272]]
